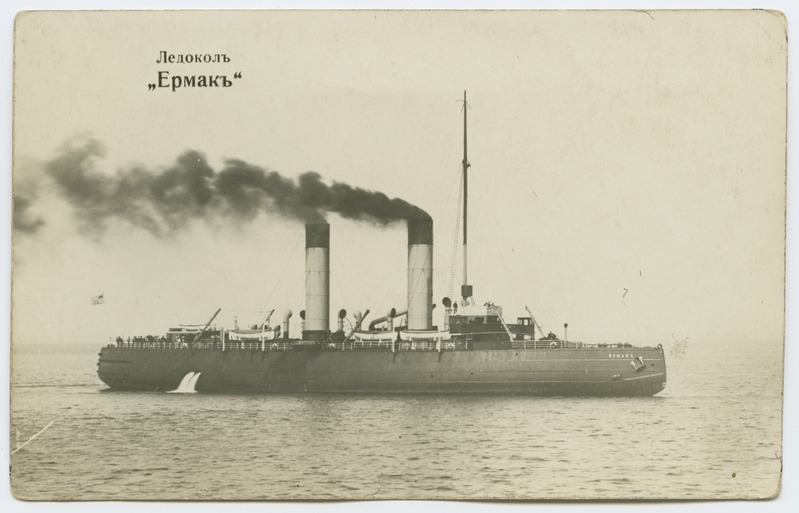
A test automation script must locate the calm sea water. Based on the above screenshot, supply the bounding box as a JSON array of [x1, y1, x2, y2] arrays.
[[10, 346, 783, 500]]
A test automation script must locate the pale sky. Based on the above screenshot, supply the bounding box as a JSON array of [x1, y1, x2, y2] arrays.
[[11, 10, 786, 355]]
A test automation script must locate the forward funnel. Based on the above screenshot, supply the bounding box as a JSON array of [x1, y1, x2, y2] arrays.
[[407, 217, 433, 331]]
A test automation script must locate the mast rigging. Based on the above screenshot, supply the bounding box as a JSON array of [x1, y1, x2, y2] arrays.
[[461, 90, 473, 304]]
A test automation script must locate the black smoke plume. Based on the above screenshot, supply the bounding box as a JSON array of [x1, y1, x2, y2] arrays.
[[13, 194, 45, 234], [40, 138, 429, 237]]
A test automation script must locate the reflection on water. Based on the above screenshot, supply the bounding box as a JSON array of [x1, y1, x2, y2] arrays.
[[10, 348, 782, 500]]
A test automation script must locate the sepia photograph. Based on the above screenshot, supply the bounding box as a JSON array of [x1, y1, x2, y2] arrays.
[[7, 6, 790, 504]]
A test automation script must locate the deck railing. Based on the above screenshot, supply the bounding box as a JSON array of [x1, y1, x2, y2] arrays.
[[107, 337, 293, 351], [107, 337, 651, 352], [511, 340, 585, 349], [323, 340, 468, 352]]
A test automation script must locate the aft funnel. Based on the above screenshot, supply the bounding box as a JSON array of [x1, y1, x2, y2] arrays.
[[304, 223, 330, 340]]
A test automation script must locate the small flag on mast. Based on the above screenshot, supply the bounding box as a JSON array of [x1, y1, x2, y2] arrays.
[[90, 293, 104, 305]]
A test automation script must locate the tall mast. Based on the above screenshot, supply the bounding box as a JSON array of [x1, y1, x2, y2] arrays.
[[461, 90, 473, 303]]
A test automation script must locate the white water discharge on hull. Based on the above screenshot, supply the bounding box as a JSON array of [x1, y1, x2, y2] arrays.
[[168, 372, 201, 393]]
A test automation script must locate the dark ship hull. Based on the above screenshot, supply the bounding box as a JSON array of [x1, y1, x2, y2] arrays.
[[97, 344, 666, 396]]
